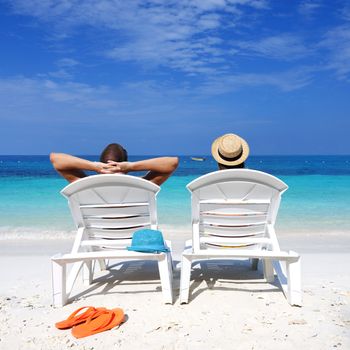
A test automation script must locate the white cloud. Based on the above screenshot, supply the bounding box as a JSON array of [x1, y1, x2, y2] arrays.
[[319, 25, 350, 79], [7, 0, 269, 75], [47, 69, 72, 80], [56, 58, 79, 68], [0, 66, 309, 131], [198, 67, 313, 94], [234, 34, 311, 60], [36, 58, 80, 81], [6, 0, 342, 89], [0, 77, 119, 121], [298, 0, 323, 17], [0, 75, 208, 130], [341, 5, 350, 21]]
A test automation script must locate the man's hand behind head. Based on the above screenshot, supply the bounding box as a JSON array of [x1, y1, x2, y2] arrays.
[[99, 161, 130, 174]]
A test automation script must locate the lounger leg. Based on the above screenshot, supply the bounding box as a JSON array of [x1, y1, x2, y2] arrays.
[[158, 255, 173, 304], [165, 240, 174, 271], [52, 260, 67, 307], [166, 252, 174, 280], [98, 259, 107, 271], [263, 259, 275, 283], [89, 245, 107, 271], [251, 258, 259, 270], [286, 258, 302, 306], [83, 260, 93, 286], [169, 255, 175, 271], [67, 261, 84, 294], [179, 255, 192, 304]]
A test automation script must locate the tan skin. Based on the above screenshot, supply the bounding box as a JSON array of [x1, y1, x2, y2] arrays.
[[50, 153, 179, 186]]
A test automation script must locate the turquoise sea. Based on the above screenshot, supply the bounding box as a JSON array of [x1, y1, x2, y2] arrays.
[[1, 155, 350, 238]]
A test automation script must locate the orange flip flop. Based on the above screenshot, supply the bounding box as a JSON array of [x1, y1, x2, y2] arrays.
[[71, 308, 125, 339], [55, 306, 104, 330]]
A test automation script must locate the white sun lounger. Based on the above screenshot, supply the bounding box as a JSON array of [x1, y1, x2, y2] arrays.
[[51, 174, 173, 306], [179, 169, 302, 306]]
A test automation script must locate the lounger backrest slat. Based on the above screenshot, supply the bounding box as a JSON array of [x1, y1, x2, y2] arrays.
[[86, 225, 152, 240], [201, 224, 266, 237], [187, 169, 287, 252], [61, 174, 159, 248], [83, 215, 151, 228], [201, 213, 267, 226]]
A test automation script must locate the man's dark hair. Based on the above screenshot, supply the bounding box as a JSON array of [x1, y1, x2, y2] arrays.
[[218, 162, 245, 170], [100, 143, 128, 163]]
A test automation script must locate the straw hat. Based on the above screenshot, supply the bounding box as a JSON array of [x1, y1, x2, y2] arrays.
[[211, 133, 249, 166]]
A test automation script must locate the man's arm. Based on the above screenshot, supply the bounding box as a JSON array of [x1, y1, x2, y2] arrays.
[[104, 157, 179, 185], [50, 153, 107, 183]]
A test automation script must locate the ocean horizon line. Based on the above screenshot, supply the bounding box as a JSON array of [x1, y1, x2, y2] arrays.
[[1, 154, 350, 157]]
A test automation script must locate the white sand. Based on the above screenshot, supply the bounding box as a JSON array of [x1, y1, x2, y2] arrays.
[[0, 231, 349, 350]]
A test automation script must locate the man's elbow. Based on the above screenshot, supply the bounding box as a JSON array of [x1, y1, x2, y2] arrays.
[[169, 157, 179, 172], [50, 152, 62, 170], [50, 152, 57, 165]]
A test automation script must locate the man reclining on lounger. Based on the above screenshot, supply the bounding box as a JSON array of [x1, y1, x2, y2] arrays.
[[50, 143, 178, 185]]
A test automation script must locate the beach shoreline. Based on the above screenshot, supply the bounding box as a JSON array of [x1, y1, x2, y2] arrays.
[[0, 230, 349, 349]]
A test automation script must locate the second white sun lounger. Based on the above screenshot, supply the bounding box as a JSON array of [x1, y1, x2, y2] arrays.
[[179, 169, 301, 306]]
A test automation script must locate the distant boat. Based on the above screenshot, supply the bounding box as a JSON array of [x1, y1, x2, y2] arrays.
[[191, 157, 206, 161]]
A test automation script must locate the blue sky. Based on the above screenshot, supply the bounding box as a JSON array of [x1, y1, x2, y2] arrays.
[[0, 0, 350, 155]]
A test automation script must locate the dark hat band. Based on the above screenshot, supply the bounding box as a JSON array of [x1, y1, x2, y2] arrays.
[[218, 149, 243, 162]]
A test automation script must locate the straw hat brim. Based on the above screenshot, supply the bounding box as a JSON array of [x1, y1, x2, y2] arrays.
[[211, 135, 250, 166]]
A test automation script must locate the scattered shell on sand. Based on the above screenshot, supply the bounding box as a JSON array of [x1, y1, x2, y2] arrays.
[[288, 319, 307, 325]]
